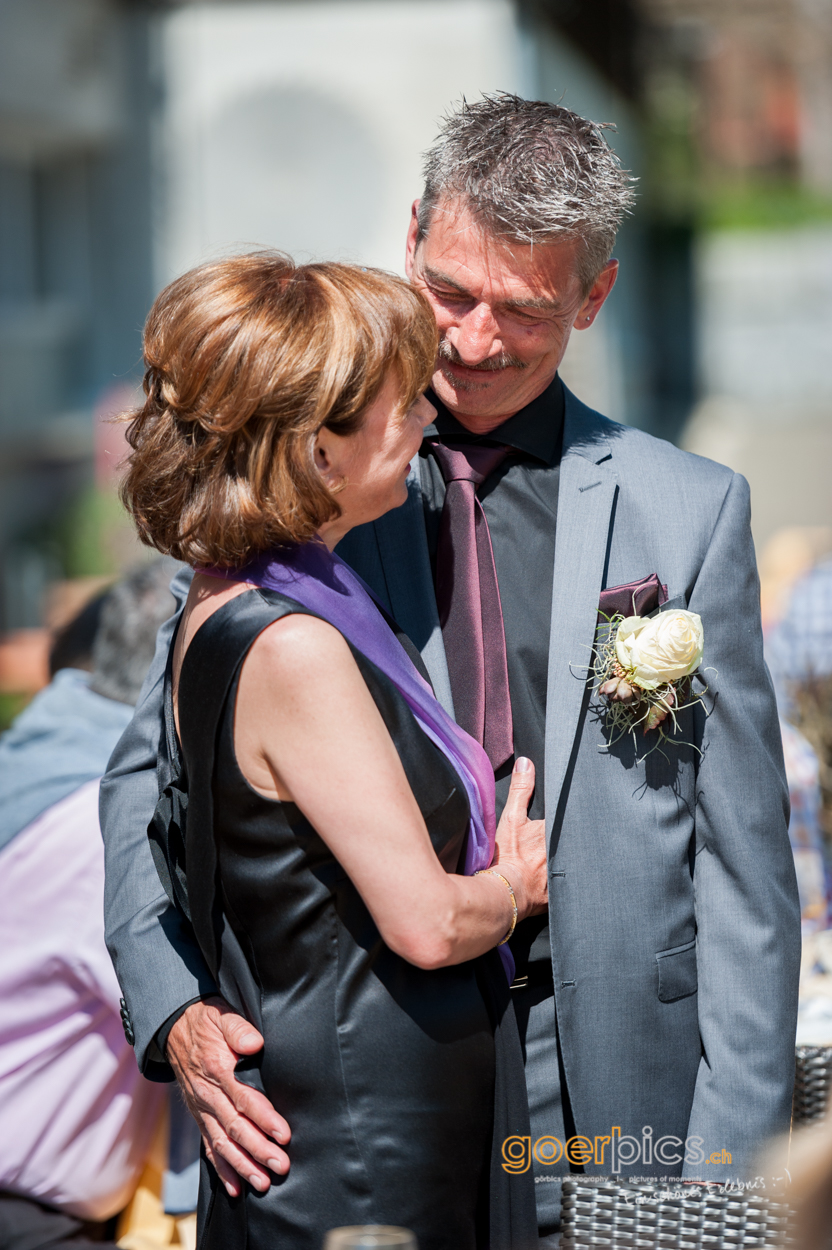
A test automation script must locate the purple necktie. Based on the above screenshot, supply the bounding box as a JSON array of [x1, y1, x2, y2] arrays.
[[431, 442, 514, 771]]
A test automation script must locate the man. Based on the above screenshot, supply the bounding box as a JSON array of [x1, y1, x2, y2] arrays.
[[101, 96, 800, 1245], [767, 554, 832, 713], [0, 563, 176, 1250]]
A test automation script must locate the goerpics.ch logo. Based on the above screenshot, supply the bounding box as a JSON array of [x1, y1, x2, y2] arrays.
[[501, 1127, 731, 1175]]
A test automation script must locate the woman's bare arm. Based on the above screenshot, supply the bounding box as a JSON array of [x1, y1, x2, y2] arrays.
[[234, 614, 548, 970]]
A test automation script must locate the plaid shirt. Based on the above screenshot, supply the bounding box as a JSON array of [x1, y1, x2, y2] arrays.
[[767, 558, 832, 711], [781, 719, 828, 933]]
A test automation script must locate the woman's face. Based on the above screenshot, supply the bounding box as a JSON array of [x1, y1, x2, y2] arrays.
[[315, 375, 435, 547]]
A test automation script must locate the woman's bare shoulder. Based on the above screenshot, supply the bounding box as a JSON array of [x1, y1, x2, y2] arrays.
[[247, 612, 355, 690]]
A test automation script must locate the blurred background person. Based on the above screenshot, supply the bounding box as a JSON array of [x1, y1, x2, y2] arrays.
[[768, 552, 832, 714], [768, 556, 832, 780], [758, 1107, 832, 1250], [768, 552, 832, 934], [0, 560, 178, 1250], [781, 717, 829, 936], [48, 591, 110, 681], [0, 587, 120, 858], [762, 537, 832, 1063]]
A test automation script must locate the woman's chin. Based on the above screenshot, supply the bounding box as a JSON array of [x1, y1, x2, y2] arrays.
[[393, 479, 411, 509], [365, 485, 410, 524]]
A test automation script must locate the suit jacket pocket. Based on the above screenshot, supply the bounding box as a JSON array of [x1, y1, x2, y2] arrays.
[[649, 593, 688, 617], [656, 938, 697, 1002]]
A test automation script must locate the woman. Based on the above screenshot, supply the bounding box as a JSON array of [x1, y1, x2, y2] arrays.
[[122, 254, 548, 1250]]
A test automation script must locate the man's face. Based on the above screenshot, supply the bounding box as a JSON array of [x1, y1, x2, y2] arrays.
[[405, 198, 617, 432]]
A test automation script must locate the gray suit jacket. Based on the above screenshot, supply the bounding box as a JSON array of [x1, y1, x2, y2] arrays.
[[100, 385, 800, 1176]]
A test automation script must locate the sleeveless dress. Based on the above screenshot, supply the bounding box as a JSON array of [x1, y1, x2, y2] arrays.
[[158, 588, 537, 1250]]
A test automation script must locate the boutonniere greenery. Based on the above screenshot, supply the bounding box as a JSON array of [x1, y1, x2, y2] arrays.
[[592, 609, 707, 751]]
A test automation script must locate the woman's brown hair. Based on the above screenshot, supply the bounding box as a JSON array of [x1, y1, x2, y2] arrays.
[[121, 253, 438, 567]]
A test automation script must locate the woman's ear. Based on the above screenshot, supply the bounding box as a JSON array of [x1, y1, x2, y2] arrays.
[[314, 426, 346, 490]]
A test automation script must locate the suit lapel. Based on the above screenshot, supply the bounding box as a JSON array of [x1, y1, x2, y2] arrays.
[[544, 388, 618, 837], [371, 391, 619, 789], [371, 460, 456, 717]]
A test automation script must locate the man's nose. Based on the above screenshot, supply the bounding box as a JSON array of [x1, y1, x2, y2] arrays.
[[446, 304, 502, 364]]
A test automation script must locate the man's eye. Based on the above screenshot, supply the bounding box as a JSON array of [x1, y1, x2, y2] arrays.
[[513, 309, 556, 326]]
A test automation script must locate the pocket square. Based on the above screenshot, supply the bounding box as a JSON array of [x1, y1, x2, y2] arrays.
[[599, 573, 668, 619]]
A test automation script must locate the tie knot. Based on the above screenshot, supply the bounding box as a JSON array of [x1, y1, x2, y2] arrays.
[[431, 441, 509, 487]]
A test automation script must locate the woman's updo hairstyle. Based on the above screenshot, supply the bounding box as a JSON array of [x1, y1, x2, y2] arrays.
[[121, 253, 438, 567]]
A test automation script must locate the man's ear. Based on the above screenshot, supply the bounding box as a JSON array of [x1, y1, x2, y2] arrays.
[[573, 259, 618, 330], [405, 201, 420, 279]]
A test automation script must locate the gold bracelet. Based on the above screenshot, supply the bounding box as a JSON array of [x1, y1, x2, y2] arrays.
[[474, 869, 518, 946]]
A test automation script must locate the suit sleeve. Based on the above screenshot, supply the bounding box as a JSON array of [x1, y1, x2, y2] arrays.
[[100, 566, 218, 1080], [683, 472, 800, 1177]]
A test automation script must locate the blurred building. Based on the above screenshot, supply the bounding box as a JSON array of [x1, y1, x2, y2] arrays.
[[0, 0, 155, 630], [0, 0, 674, 637], [640, 0, 832, 550]]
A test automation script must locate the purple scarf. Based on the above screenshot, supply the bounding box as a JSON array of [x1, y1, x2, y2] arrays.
[[204, 542, 512, 978]]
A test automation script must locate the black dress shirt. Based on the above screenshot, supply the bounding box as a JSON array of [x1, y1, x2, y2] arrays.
[[419, 374, 564, 975]]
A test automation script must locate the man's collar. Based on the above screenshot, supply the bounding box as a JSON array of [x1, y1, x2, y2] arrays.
[[423, 374, 564, 467]]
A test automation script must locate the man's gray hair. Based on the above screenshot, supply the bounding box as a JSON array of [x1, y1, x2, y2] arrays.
[[417, 93, 637, 290], [89, 558, 179, 706]]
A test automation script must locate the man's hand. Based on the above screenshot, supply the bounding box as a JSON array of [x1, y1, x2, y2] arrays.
[[166, 996, 290, 1196]]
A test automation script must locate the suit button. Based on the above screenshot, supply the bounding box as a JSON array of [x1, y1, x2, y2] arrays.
[[120, 997, 136, 1047]]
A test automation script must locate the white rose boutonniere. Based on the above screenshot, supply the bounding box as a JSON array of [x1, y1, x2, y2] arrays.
[[615, 611, 704, 689], [593, 608, 707, 746]]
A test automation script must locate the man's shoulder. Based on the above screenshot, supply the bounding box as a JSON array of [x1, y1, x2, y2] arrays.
[[564, 388, 736, 498]]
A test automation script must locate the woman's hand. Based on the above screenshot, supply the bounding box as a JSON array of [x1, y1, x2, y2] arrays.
[[492, 758, 548, 920]]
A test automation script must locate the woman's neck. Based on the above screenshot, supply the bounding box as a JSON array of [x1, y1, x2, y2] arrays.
[[316, 520, 348, 551]]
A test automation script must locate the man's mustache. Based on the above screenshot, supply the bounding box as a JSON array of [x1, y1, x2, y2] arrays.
[[436, 338, 528, 372]]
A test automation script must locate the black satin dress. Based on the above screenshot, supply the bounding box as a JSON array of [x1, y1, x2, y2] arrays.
[[155, 588, 537, 1250]]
